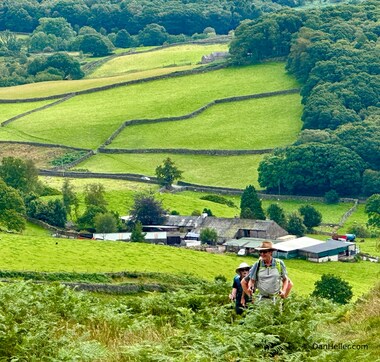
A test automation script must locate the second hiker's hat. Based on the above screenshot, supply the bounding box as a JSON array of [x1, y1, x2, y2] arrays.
[[255, 240, 276, 251], [236, 262, 250, 273]]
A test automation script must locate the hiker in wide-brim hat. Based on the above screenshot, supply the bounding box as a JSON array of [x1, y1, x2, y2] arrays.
[[254, 240, 277, 252], [229, 262, 252, 315], [241, 240, 293, 304]]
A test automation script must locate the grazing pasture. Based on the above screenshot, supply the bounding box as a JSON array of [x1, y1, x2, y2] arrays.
[[0, 66, 195, 100], [0, 233, 378, 298], [110, 92, 302, 150], [0, 63, 298, 149], [75, 153, 265, 188], [40, 177, 356, 220], [90, 43, 229, 78], [0, 100, 54, 122]]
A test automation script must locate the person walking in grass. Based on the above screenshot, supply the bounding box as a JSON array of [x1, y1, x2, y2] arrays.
[[241, 241, 293, 304], [229, 262, 251, 315]]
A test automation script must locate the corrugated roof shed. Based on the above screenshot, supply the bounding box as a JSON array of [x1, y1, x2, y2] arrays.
[[299, 240, 354, 253], [275, 236, 323, 252]]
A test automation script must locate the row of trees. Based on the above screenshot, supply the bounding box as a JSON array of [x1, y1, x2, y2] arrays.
[[0, 0, 276, 36], [240, 184, 322, 236], [0, 18, 216, 86], [1, 156, 378, 239], [230, 1, 379, 197]]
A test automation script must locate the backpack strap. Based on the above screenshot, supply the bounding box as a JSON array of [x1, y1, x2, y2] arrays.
[[255, 258, 283, 280]]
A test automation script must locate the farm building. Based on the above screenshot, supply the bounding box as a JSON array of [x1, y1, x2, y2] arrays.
[[201, 51, 229, 63], [273, 236, 322, 259], [92, 232, 167, 244], [164, 215, 206, 233], [191, 217, 288, 244], [163, 215, 287, 244], [224, 238, 280, 256], [298, 240, 356, 262]]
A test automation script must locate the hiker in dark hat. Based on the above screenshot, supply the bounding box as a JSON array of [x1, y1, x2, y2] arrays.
[[241, 241, 293, 303], [229, 262, 252, 314]]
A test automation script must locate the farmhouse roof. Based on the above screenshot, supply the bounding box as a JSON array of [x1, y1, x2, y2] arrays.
[[193, 217, 287, 240], [164, 215, 205, 228]]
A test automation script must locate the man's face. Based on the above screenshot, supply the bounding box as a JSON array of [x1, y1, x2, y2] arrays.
[[259, 250, 272, 262]]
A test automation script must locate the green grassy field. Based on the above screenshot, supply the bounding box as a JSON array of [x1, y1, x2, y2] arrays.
[[110, 92, 302, 150], [90, 44, 228, 78], [40, 177, 356, 221], [74, 153, 265, 188], [0, 66, 197, 100], [0, 100, 55, 122], [0, 233, 377, 299], [0, 63, 298, 149]]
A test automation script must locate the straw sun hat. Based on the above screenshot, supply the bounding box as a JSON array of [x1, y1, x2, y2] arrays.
[[254, 241, 277, 251]]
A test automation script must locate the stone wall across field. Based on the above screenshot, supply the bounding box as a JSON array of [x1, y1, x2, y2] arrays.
[[99, 148, 273, 155], [63, 282, 167, 294], [0, 64, 226, 103], [100, 88, 300, 150], [0, 95, 74, 125], [38, 169, 159, 184], [0, 140, 90, 152]]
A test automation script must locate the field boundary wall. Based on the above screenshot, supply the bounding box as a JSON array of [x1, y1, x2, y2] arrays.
[[0, 140, 91, 152], [83, 37, 231, 75], [100, 88, 300, 150], [99, 148, 273, 155], [0, 95, 74, 126], [0, 64, 227, 103]]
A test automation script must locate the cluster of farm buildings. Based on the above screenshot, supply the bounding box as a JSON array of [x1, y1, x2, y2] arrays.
[[92, 214, 358, 263]]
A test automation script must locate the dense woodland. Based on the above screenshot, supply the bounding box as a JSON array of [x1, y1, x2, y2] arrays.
[[229, 1, 380, 197], [0, 0, 326, 35]]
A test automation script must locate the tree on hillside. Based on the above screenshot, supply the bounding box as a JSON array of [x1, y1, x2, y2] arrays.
[[240, 185, 265, 220], [362, 170, 380, 197], [200, 227, 218, 245], [299, 205, 322, 231], [365, 194, 380, 229], [27, 53, 84, 79], [324, 190, 339, 204], [94, 212, 118, 238], [267, 203, 287, 229], [78, 34, 113, 56], [155, 158, 183, 190], [258, 144, 365, 196], [130, 192, 167, 225], [0, 30, 22, 54], [77, 205, 105, 232], [34, 17, 75, 41], [115, 29, 132, 48], [130, 221, 146, 242], [0, 157, 39, 194], [138, 23, 168, 46], [26, 198, 67, 228], [286, 212, 305, 237], [62, 179, 79, 219], [0, 179, 26, 232], [312, 274, 353, 305], [84, 183, 107, 211]]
